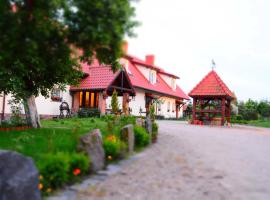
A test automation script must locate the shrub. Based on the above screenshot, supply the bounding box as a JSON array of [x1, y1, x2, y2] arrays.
[[103, 135, 126, 161], [38, 153, 69, 191], [235, 115, 243, 120], [152, 122, 159, 142], [152, 122, 158, 133], [134, 126, 150, 148], [38, 152, 90, 195], [111, 90, 120, 114], [69, 153, 90, 180], [119, 115, 136, 126], [78, 108, 101, 118]]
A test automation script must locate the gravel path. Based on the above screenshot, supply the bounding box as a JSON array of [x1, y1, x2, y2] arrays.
[[75, 121, 270, 200]]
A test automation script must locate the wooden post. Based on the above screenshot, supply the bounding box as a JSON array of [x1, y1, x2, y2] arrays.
[[227, 100, 231, 124], [122, 93, 129, 115], [98, 92, 107, 115], [221, 98, 226, 126], [192, 98, 196, 123], [176, 104, 179, 119], [72, 92, 80, 112]]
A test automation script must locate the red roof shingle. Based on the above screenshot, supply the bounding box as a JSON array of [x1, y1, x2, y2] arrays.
[[70, 56, 189, 100], [188, 70, 234, 98]]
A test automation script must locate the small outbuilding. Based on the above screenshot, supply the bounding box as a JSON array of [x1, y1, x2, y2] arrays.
[[189, 70, 234, 126]]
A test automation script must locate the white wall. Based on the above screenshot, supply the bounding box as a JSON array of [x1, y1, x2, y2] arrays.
[[35, 86, 72, 116], [129, 89, 146, 116], [1, 86, 72, 117], [1, 87, 183, 119], [106, 89, 146, 117], [155, 97, 177, 118]]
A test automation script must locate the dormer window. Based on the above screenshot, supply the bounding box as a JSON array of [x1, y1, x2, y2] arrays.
[[171, 78, 176, 90], [149, 70, 156, 84]]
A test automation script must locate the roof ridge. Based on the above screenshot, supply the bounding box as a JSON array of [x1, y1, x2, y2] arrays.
[[189, 70, 233, 97]]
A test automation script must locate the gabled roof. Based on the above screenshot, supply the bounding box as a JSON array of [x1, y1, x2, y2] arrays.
[[70, 63, 116, 90], [126, 55, 180, 79], [189, 70, 234, 98], [127, 58, 189, 100], [70, 55, 189, 100]]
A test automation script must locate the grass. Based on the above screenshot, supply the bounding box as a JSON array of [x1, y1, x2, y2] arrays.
[[231, 119, 270, 128], [0, 117, 118, 164], [247, 120, 270, 128]]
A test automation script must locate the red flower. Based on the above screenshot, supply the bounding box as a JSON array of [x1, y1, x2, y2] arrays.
[[73, 168, 81, 176]]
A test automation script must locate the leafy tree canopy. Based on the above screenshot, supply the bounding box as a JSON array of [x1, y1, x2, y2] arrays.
[[0, 0, 138, 99]]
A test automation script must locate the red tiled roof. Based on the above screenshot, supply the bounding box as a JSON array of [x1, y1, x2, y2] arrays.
[[126, 55, 180, 79], [70, 56, 189, 100], [127, 59, 189, 100], [70, 62, 117, 90], [188, 70, 234, 98]]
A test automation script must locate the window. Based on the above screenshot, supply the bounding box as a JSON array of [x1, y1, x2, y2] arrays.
[[149, 70, 156, 84], [51, 87, 62, 102], [167, 101, 170, 112], [79, 92, 99, 108], [171, 78, 176, 90]]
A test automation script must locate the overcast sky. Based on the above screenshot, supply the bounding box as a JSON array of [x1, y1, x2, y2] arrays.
[[127, 0, 270, 101]]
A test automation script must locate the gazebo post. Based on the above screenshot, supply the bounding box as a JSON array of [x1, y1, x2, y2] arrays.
[[122, 92, 130, 115], [227, 100, 231, 124], [192, 98, 197, 123], [221, 97, 226, 125]]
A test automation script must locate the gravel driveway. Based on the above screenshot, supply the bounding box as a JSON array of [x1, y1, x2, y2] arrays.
[[76, 121, 270, 200]]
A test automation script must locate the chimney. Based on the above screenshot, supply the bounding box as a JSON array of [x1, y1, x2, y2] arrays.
[[145, 55, 155, 65], [122, 41, 128, 54]]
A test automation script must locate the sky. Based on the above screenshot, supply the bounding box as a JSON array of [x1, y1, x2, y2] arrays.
[[127, 0, 270, 101]]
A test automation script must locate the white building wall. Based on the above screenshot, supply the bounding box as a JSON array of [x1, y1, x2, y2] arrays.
[[105, 89, 146, 117], [129, 89, 146, 116], [1, 87, 183, 119], [0, 94, 3, 114], [155, 97, 177, 118], [1, 86, 72, 117], [35, 86, 72, 116]]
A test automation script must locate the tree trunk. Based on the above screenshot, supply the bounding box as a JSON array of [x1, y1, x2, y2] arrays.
[[23, 95, 41, 128]]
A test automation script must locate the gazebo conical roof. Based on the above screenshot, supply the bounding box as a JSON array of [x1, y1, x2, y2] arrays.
[[189, 70, 234, 98]]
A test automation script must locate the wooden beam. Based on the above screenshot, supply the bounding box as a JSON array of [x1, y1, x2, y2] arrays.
[[195, 110, 221, 113], [221, 98, 226, 125], [108, 86, 134, 92], [192, 98, 196, 122]]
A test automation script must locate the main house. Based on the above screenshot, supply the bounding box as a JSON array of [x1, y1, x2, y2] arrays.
[[0, 43, 189, 120]]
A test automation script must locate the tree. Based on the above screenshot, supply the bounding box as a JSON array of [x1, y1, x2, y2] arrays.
[[0, 0, 137, 127], [111, 90, 119, 114], [257, 100, 270, 118]]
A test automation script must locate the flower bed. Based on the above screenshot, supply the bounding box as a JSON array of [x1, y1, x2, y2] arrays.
[[0, 125, 31, 132], [0, 116, 151, 196]]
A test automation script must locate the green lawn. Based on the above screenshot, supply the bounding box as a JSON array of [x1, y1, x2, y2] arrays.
[[0, 117, 116, 163], [247, 120, 270, 128], [231, 119, 270, 128]]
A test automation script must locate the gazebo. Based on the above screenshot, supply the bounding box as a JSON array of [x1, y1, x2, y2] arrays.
[[188, 70, 234, 126]]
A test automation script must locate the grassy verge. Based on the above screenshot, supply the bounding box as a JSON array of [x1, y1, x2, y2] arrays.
[[231, 119, 270, 128]]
